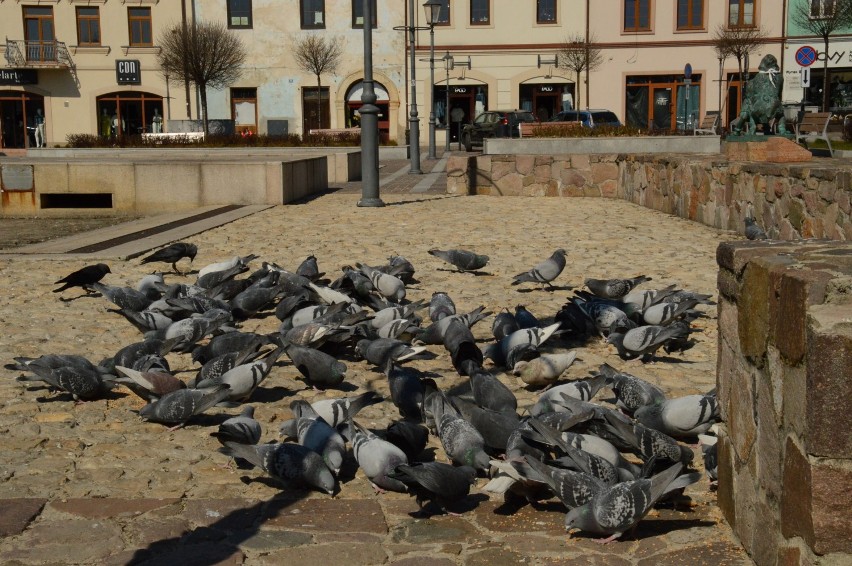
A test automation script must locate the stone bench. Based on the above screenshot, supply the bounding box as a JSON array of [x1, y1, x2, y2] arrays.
[[141, 132, 205, 144]]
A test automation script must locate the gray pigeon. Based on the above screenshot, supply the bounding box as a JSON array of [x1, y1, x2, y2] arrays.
[[385, 421, 430, 461], [490, 322, 562, 369], [451, 395, 520, 453], [196, 263, 249, 290], [429, 292, 456, 322], [641, 299, 700, 326], [524, 417, 621, 485], [606, 324, 690, 362], [370, 300, 424, 329], [745, 217, 768, 240], [428, 248, 490, 272], [16, 364, 113, 401], [564, 462, 700, 543], [511, 249, 567, 288], [191, 346, 265, 387], [513, 456, 607, 509], [88, 282, 152, 312], [491, 309, 520, 341], [139, 384, 232, 428], [296, 254, 324, 281], [356, 263, 406, 303], [385, 361, 432, 422], [572, 295, 635, 338], [160, 308, 233, 353], [698, 434, 718, 485], [307, 391, 383, 429], [211, 405, 262, 446], [633, 392, 719, 439], [601, 410, 694, 466], [350, 419, 409, 493], [280, 401, 346, 474], [528, 375, 607, 416], [390, 462, 478, 515], [218, 440, 337, 495], [598, 363, 666, 415], [189, 331, 269, 366], [355, 338, 426, 368], [443, 317, 483, 375], [470, 367, 518, 414], [197, 254, 258, 279], [195, 347, 283, 403], [413, 306, 489, 345], [283, 343, 347, 389], [584, 275, 651, 299], [431, 391, 491, 472]]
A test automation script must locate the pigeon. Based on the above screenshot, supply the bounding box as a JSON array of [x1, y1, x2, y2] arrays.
[[413, 306, 490, 345], [451, 395, 520, 453], [385, 361, 432, 422], [307, 391, 383, 429], [140, 242, 198, 274], [160, 309, 233, 353], [598, 363, 666, 415], [283, 343, 347, 389], [390, 462, 478, 515], [430, 391, 491, 472], [370, 301, 424, 329], [385, 420, 430, 461], [137, 272, 166, 300], [296, 254, 325, 281], [442, 317, 484, 375], [491, 309, 520, 341], [349, 419, 409, 493], [641, 299, 700, 326], [584, 276, 652, 300], [745, 216, 768, 240], [356, 263, 406, 303], [281, 401, 346, 474], [488, 322, 562, 369], [513, 456, 607, 509], [190, 331, 269, 365], [106, 339, 168, 373], [572, 294, 635, 338], [511, 249, 567, 288], [606, 324, 690, 362], [355, 338, 426, 368], [16, 364, 114, 401], [197, 254, 258, 279], [528, 376, 608, 415], [600, 410, 694, 466], [197, 263, 249, 290], [53, 263, 111, 294], [196, 347, 283, 403], [218, 440, 337, 495], [211, 405, 262, 446], [698, 434, 718, 485], [512, 351, 578, 387], [429, 292, 456, 322], [87, 282, 152, 312], [139, 384, 232, 428], [633, 392, 719, 438], [114, 365, 186, 401], [428, 248, 489, 272], [470, 367, 518, 414], [564, 462, 700, 543]]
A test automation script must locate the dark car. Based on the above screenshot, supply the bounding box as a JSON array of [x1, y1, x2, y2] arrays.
[[461, 110, 536, 151], [551, 109, 622, 128]]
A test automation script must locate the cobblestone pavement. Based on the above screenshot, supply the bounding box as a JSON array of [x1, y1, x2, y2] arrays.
[[0, 150, 753, 565]]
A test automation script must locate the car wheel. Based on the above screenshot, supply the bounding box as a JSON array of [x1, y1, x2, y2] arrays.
[[463, 133, 473, 152]]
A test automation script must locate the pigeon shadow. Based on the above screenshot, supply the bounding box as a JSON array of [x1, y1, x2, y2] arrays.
[[435, 268, 494, 277], [515, 284, 574, 294], [33, 388, 128, 404], [58, 291, 100, 303], [382, 194, 465, 208], [301, 380, 359, 393], [411, 492, 489, 518], [248, 385, 298, 404]]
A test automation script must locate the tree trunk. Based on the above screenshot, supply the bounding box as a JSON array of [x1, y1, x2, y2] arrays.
[[575, 70, 582, 111], [316, 74, 322, 130], [200, 84, 209, 136], [822, 35, 831, 112]]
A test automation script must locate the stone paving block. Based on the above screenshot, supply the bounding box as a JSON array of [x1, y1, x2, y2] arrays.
[[254, 542, 387, 565], [123, 516, 191, 548], [49, 498, 180, 519], [637, 541, 752, 565], [0, 499, 45, 537], [388, 557, 457, 566], [0, 518, 123, 564], [134, 543, 244, 565], [183, 498, 263, 532], [262, 497, 387, 534], [471, 500, 564, 534], [464, 546, 527, 566]]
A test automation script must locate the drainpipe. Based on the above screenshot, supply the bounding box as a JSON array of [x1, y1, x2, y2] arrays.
[[780, 0, 787, 75], [180, 0, 192, 119], [585, 0, 590, 110]]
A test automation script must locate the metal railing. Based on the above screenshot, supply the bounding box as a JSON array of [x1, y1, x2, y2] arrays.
[[4, 39, 73, 68]]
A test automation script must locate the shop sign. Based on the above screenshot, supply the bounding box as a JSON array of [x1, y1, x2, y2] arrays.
[[452, 86, 468, 94], [116, 60, 141, 85], [537, 85, 556, 93], [0, 69, 37, 86]]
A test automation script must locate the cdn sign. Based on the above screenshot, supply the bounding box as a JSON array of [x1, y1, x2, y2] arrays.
[[116, 60, 141, 85]]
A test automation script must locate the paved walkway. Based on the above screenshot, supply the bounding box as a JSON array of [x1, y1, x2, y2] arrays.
[[0, 150, 752, 565]]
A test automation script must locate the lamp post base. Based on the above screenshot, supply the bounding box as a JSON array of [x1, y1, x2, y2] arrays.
[[357, 197, 386, 207]]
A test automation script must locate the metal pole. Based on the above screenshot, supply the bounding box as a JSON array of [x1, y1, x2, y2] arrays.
[[444, 53, 451, 152], [427, 25, 436, 159], [407, 0, 422, 173], [357, 0, 383, 207]]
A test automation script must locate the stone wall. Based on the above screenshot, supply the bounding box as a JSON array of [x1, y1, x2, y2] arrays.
[[716, 241, 852, 566], [446, 153, 852, 241]]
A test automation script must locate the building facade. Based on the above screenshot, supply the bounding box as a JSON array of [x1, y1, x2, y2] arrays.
[[0, 0, 191, 150]]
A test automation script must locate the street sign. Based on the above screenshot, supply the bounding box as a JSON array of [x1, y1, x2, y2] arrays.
[[800, 67, 811, 87], [795, 46, 817, 67]]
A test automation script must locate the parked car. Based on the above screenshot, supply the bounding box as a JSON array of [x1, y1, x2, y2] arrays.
[[461, 110, 536, 151], [550, 109, 622, 128]]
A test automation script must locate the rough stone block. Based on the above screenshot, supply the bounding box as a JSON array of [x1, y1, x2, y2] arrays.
[[263, 498, 388, 534], [810, 460, 852, 555], [781, 437, 814, 547], [739, 261, 772, 363], [718, 268, 740, 302], [772, 268, 831, 365], [0, 499, 45, 537], [755, 369, 783, 502]]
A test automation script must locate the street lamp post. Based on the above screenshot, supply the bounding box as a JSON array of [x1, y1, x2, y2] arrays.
[[443, 52, 453, 152], [358, 0, 384, 207], [423, 0, 441, 160]]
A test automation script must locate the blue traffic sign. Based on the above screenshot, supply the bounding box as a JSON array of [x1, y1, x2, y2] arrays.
[[795, 46, 817, 67]]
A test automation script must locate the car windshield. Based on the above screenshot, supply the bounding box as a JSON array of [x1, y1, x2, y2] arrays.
[[513, 112, 536, 122]]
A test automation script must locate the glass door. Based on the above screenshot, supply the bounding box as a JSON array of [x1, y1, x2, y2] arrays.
[[24, 7, 56, 62], [652, 87, 672, 131]]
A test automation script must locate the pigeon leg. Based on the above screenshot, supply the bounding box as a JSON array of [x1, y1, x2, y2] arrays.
[[370, 482, 386, 495], [167, 422, 186, 432], [594, 532, 623, 545]]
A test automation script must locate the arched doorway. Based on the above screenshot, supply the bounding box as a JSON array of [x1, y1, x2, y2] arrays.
[[96, 91, 163, 137], [345, 80, 390, 141], [0, 91, 44, 149]]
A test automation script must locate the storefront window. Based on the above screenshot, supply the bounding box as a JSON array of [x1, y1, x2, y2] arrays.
[[519, 83, 570, 122], [0, 91, 44, 149], [96, 91, 163, 137], [625, 74, 701, 130]]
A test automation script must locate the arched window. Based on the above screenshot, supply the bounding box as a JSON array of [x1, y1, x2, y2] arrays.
[[96, 91, 163, 137], [0, 91, 44, 149]]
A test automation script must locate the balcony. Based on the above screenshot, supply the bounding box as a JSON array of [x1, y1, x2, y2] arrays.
[[4, 39, 75, 70]]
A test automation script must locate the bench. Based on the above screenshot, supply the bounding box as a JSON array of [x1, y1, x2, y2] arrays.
[[794, 111, 833, 157], [519, 121, 583, 138], [694, 112, 719, 135], [142, 132, 205, 144], [308, 128, 361, 137]]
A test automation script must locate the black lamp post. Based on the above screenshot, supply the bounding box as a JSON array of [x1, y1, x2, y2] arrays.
[[443, 51, 453, 152], [393, 0, 427, 174], [358, 0, 383, 207], [423, 0, 441, 159]]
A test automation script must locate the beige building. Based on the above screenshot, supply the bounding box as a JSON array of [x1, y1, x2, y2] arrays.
[[0, 0, 190, 150]]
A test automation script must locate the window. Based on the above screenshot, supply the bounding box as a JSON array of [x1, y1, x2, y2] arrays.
[[677, 0, 703, 29], [301, 0, 326, 29], [23, 6, 56, 61], [232, 87, 257, 134], [76, 7, 101, 46], [128, 7, 152, 46], [728, 0, 754, 27], [537, 0, 557, 23], [352, 0, 377, 28], [434, 0, 450, 25], [810, 0, 835, 18], [227, 0, 252, 29], [624, 0, 651, 31], [470, 0, 489, 25]]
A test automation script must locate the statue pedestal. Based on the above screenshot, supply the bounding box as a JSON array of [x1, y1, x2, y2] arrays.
[[724, 136, 812, 163]]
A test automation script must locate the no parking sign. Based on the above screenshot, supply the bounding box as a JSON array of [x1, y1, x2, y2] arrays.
[[795, 46, 817, 67]]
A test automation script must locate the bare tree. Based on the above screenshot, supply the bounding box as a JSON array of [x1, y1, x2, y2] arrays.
[[711, 24, 767, 109], [157, 21, 247, 135], [293, 35, 344, 131], [791, 0, 852, 111], [557, 33, 604, 111]]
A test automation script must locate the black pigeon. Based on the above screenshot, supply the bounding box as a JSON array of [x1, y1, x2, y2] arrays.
[[745, 217, 768, 240], [53, 263, 111, 294], [140, 242, 198, 274], [391, 462, 478, 515], [385, 420, 430, 461]]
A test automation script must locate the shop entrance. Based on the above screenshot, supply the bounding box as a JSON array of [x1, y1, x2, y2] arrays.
[[345, 80, 390, 141], [520, 83, 569, 122], [96, 91, 163, 137], [0, 91, 44, 149], [625, 74, 701, 131], [435, 85, 483, 142]]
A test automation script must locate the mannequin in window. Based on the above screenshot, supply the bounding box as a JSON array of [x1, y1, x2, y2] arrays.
[[112, 113, 125, 137], [151, 108, 163, 133], [100, 108, 112, 137], [562, 89, 573, 112], [34, 109, 45, 148]]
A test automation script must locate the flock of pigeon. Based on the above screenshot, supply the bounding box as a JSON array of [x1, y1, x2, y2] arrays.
[[9, 240, 721, 544]]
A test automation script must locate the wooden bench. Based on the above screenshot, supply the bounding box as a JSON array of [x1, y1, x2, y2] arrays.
[[141, 132, 205, 144], [794, 112, 833, 157], [308, 128, 361, 137], [694, 112, 719, 135], [519, 121, 583, 138]]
